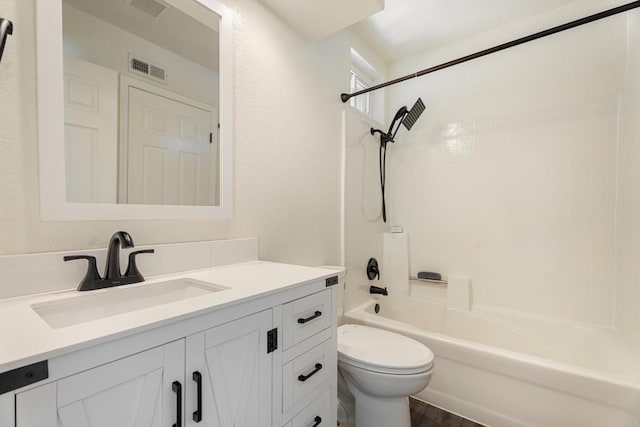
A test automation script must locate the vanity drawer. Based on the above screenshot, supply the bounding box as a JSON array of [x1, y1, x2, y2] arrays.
[[282, 338, 332, 413], [282, 289, 332, 349], [286, 388, 331, 427]]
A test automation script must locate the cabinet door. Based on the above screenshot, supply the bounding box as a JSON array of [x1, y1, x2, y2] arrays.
[[186, 310, 272, 427], [0, 391, 14, 427], [16, 340, 184, 427]]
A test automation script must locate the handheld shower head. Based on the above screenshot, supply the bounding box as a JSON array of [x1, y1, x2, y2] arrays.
[[370, 105, 409, 145], [387, 105, 408, 140], [371, 97, 425, 223]]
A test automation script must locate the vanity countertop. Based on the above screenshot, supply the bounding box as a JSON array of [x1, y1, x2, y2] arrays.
[[0, 261, 338, 374]]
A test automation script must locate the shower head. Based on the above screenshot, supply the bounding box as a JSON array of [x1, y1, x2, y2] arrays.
[[402, 97, 425, 131], [369, 97, 426, 224], [387, 105, 408, 139], [370, 97, 425, 145]]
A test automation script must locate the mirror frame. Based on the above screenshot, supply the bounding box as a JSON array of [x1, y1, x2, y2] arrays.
[[36, 0, 233, 220]]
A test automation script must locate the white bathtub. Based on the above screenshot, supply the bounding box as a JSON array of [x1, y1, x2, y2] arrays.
[[342, 298, 640, 427]]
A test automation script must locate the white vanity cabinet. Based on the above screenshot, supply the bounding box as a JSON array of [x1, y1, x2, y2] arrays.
[[6, 275, 338, 427], [185, 310, 273, 427], [16, 311, 274, 427], [16, 341, 185, 427], [276, 289, 335, 427]]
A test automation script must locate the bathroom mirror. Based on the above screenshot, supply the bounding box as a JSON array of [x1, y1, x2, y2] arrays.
[[36, 0, 233, 220]]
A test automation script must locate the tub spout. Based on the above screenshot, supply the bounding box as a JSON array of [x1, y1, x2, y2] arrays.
[[370, 285, 388, 296]]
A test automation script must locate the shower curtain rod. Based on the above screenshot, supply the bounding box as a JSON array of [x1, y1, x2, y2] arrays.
[[340, 1, 640, 103]]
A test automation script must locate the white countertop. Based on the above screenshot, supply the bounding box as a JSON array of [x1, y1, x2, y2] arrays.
[[0, 261, 337, 374]]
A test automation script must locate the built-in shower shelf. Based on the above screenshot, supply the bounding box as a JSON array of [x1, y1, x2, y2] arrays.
[[409, 276, 448, 285]]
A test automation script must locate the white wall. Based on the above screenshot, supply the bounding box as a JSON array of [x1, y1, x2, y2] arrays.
[[616, 9, 640, 356], [0, 0, 349, 290], [348, 6, 628, 325]]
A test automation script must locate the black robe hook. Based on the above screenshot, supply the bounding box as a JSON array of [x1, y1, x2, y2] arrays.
[[0, 18, 14, 65]]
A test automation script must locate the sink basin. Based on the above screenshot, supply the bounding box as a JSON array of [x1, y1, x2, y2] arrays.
[[31, 279, 228, 329]]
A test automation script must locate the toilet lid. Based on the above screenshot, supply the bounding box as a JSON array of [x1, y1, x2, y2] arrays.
[[337, 324, 434, 375]]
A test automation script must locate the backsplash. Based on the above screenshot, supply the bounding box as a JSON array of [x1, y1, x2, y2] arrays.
[[0, 238, 258, 299]]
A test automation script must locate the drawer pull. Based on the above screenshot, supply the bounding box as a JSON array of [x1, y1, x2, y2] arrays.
[[172, 381, 182, 427], [192, 371, 203, 422], [298, 363, 323, 382], [298, 311, 322, 324], [312, 416, 322, 426]]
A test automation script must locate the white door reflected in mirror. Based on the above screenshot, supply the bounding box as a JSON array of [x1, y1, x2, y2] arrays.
[[126, 85, 218, 206], [64, 57, 118, 203]]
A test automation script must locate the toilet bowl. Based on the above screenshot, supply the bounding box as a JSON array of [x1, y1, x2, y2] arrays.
[[337, 324, 434, 427]]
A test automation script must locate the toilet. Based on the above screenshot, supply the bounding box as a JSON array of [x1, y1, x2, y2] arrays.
[[337, 324, 434, 427]]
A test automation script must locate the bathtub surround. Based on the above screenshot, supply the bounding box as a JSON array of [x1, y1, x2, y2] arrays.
[[343, 223, 640, 425], [446, 275, 472, 312], [343, 108, 389, 313], [382, 232, 409, 315], [385, 5, 623, 326], [616, 9, 640, 360]]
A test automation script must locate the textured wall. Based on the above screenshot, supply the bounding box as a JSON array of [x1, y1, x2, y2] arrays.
[[616, 9, 640, 356], [227, 0, 347, 266], [0, 0, 345, 269]]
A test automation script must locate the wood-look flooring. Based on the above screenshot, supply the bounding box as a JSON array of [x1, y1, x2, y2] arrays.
[[410, 398, 486, 427], [337, 398, 485, 427]]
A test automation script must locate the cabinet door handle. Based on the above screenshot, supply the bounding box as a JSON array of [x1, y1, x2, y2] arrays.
[[192, 371, 203, 423], [172, 381, 182, 427], [297, 311, 322, 324], [298, 363, 323, 382], [312, 416, 322, 427]]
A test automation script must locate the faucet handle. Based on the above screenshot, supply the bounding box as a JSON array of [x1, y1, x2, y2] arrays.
[[125, 249, 155, 282], [366, 258, 380, 280], [64, 255, 102, 291]]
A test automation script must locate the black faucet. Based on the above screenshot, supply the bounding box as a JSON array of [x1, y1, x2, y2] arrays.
[[64, 231, 154, 291], [104, 231, 134, 280], [369, 285, 388, 296]]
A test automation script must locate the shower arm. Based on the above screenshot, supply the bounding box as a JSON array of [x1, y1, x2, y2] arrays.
[[0, 18, 13, 65], [370, 127, 396, 145], [370, 108, 408, 145], [340, 1, 640, 103]]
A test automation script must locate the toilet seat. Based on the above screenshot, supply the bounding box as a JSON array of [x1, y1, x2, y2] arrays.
[[338, 324, 434, 375]]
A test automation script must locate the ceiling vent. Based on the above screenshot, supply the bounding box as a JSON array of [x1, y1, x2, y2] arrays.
[[129, 0, 167, 18], [129, 54, 167, 83]]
